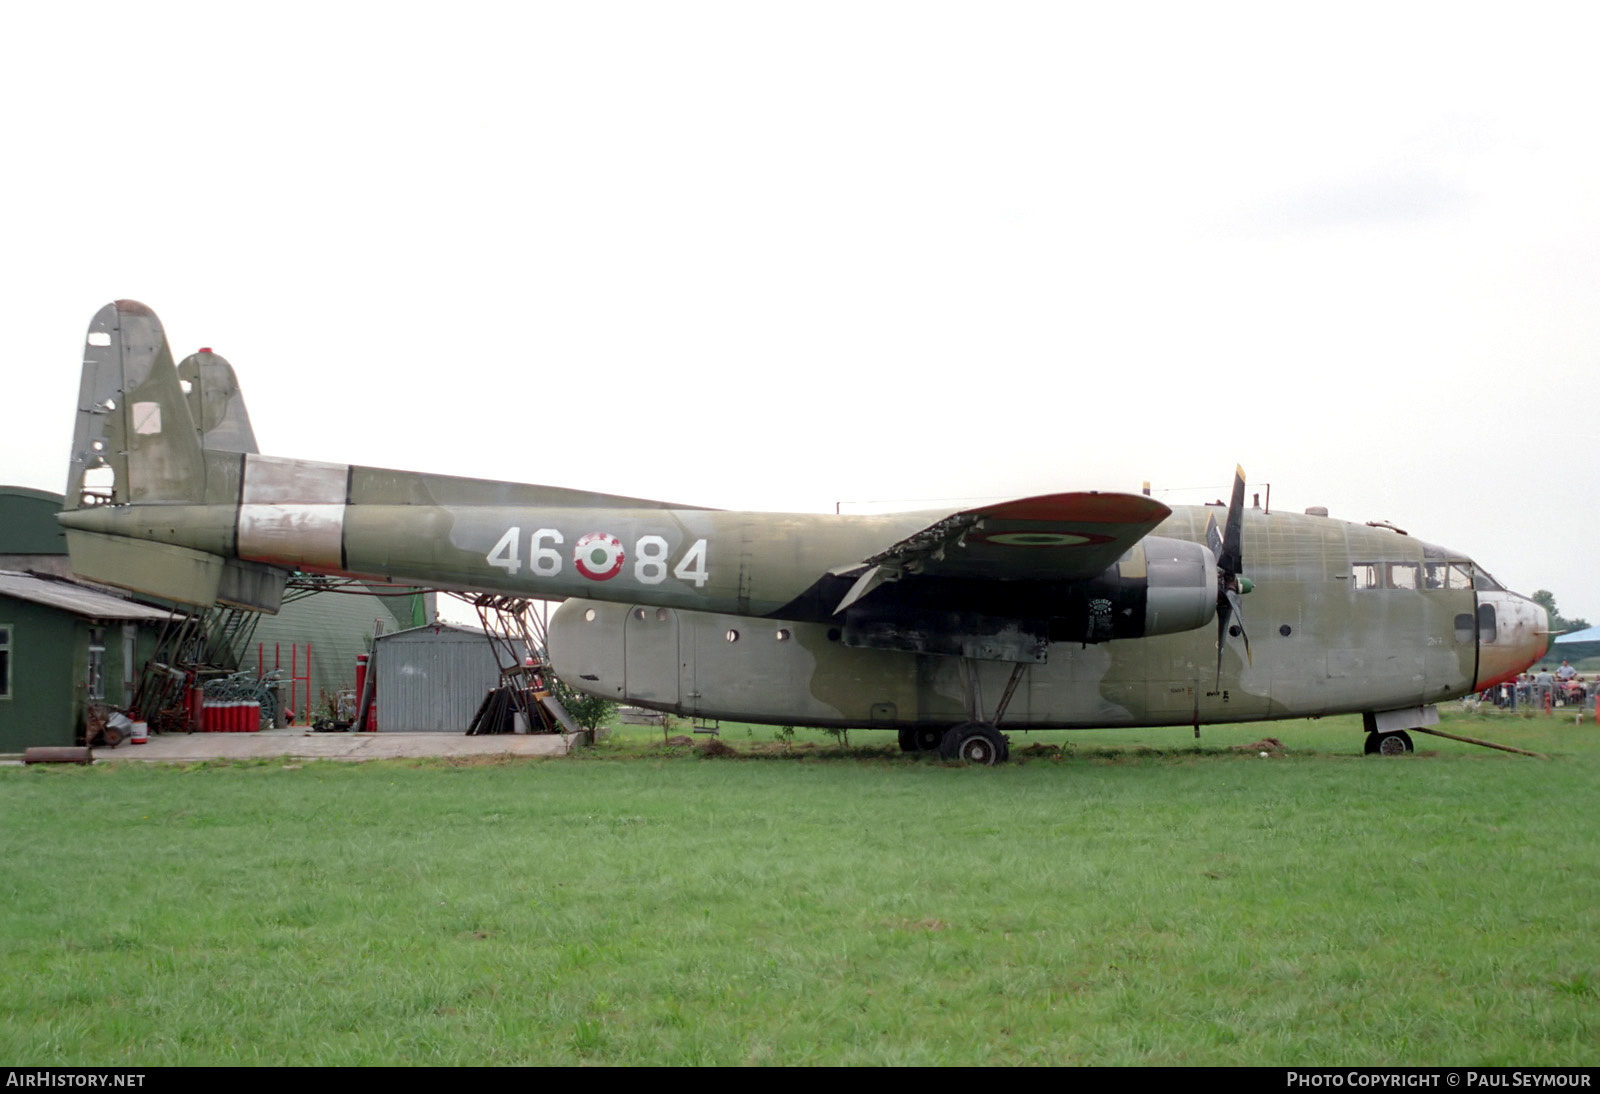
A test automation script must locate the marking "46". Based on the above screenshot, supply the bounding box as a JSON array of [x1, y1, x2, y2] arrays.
[[486, 528, 710, 588]]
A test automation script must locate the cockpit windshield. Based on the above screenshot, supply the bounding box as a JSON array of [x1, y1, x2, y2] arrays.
[[1472, 567, 1505, 592]]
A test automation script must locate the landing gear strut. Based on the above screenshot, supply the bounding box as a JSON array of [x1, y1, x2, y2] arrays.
[[1363, 730, 1414, 755], [932, 658, 1026, 764]]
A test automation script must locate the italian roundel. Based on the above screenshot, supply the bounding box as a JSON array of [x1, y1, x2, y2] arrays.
[[574, 532, 625, 581]]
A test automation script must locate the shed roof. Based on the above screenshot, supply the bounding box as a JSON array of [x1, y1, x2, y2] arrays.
[[374, 622, 490, 644], [0, 570, 176, 622]]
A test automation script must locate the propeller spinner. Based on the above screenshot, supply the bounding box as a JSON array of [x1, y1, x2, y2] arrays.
[[1206, 465, 1252, 686]]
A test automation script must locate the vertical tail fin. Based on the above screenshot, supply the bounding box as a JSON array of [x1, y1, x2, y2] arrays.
[[61, 301, 288, 612], [177, 348, 259, 456], [65, 301, 260, 512], [65, 301, 204, 509]]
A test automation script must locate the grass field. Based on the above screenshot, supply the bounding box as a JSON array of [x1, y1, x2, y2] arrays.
[[3, 708, 1596, 1065]]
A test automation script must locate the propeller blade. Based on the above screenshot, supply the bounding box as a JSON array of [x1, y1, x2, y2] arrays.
[[1226, 587, 1251, 666], [1215, 608, 1229, 688], [1217, 464, 1245, 577], [1214, 586, 1252, 687], [1212, 465, 1249, 687]]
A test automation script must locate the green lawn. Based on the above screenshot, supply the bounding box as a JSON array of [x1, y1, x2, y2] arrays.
[[2, 709, 1595, 1065]]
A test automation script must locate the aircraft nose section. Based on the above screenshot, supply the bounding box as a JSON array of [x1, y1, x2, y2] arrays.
[[1475, 590, 1550, 692]]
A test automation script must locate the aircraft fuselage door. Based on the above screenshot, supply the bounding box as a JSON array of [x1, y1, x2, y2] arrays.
[[624, 605, 679, 707]]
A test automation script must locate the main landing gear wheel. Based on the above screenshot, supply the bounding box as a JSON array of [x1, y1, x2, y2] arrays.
[[938, 722, 1010, 766], [1364, 730, 1415, 755], [898, 727, 945, 753]]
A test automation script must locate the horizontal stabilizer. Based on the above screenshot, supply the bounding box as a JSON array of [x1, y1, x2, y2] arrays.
[[65, 530, 289, 612]]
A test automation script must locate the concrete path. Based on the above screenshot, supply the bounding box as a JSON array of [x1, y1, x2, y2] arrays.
[[86, 727, 579, 764]]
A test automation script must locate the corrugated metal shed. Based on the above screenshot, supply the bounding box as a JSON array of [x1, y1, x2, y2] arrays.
[[373, 623, 528, 732], [0, 571, 175, 623]]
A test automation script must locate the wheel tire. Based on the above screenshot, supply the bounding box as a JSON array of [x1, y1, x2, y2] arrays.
[[101, 727, 123, 747], [1379, 730, 1414, 755], [938, 722, 1007, 766], [1364, 730, 1415, 755], [898, 727, 946, 753]]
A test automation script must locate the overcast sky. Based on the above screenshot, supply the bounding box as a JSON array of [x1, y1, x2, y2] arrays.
[[5, 3, 1598, 620]]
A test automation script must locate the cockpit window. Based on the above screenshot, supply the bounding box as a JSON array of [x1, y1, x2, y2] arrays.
[[1473, 569, 1504, 592], [1356, 560, 1472, 591], [1425, 561, 1476, 590], [1387, 563, 1420, 590]]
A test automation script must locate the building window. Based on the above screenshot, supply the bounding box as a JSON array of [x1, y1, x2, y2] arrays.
[[0, 625, 10, 700], [87, 628, 105, 701]]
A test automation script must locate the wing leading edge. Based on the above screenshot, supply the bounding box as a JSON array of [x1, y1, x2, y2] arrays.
[[834, 491, 1171, 613]]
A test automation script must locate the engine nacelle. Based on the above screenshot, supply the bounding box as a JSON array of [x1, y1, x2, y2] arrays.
[[1140, 536, 1218, 637]]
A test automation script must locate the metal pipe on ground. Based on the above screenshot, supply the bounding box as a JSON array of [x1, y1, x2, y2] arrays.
[[1410, 725, 1549, 759], [24, 747, 93, 764]]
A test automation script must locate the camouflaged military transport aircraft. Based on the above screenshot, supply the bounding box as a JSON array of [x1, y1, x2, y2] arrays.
[[58, 302, 1549, 763]]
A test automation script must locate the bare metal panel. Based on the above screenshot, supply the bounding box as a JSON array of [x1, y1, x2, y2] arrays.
[[238, 455, 348, 570], [241, 454, 347, 504], [237, 504, 345, 570]]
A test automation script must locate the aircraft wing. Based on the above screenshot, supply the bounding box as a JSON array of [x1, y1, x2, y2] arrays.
[[835, 492, 1172, 612]]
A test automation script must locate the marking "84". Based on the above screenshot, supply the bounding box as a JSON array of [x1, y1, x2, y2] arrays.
[[485, 528, 710, 588]]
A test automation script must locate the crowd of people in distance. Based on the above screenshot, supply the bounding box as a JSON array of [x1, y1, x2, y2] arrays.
[[1485, 659, 1591, 710]]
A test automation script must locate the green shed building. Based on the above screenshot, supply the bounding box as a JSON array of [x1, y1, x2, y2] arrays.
[[0, 570, 173, 752]]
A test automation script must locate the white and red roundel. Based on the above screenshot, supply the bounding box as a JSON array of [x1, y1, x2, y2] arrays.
[[574, 532, 625, 581]]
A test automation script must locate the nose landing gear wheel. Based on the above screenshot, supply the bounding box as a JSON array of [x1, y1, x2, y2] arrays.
[[1364, 730, 1415, 755], [938, 722, 1010, 765]]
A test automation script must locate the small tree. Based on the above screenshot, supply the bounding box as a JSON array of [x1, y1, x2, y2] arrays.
[[549, 676, 616, 733]]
